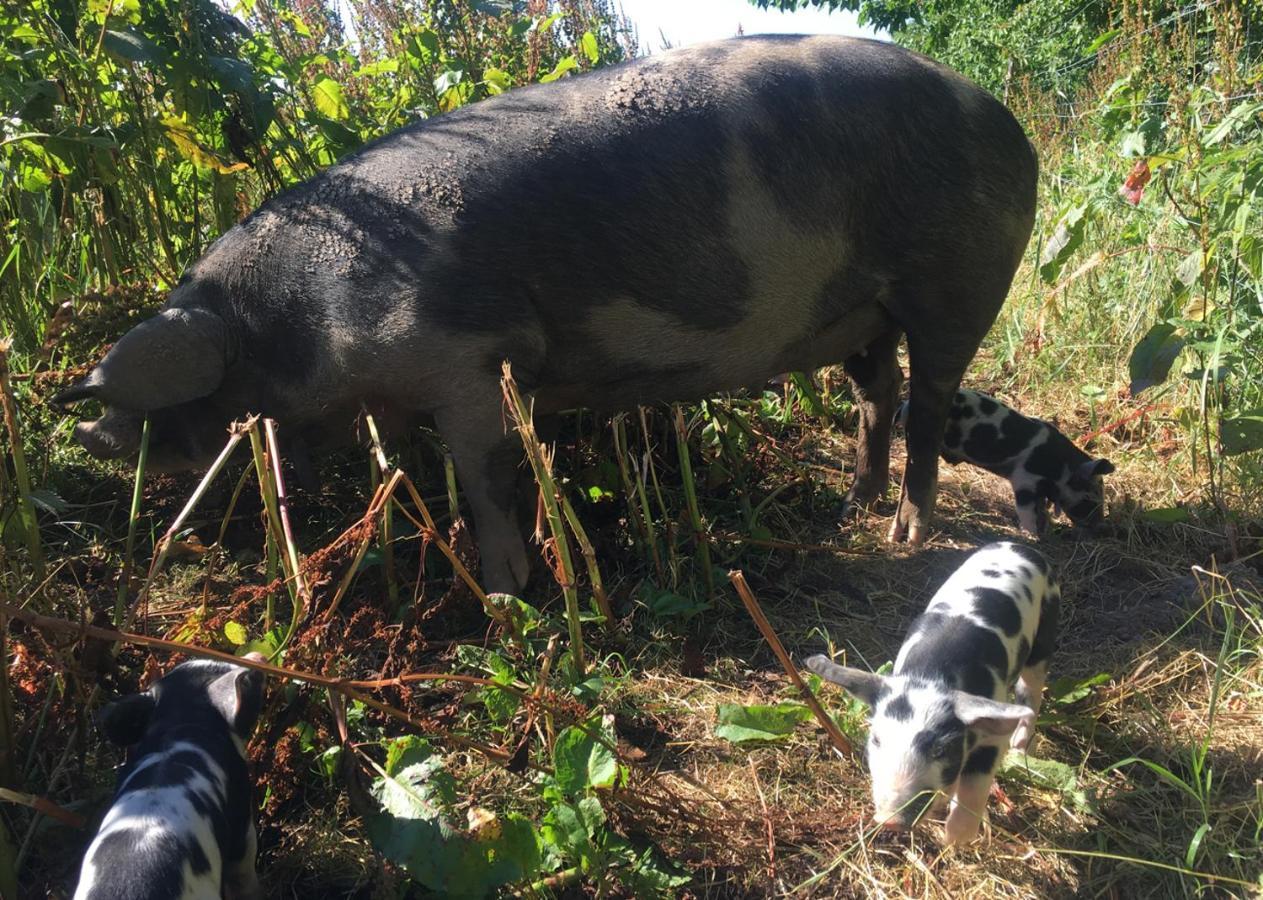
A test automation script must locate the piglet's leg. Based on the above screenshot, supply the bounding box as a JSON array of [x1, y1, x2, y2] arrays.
[[944, 744, 1002, 846], [223, 824, 263, 900], [1013, 483, 1047, 535], [1012, 660, 1049, 751], [1013, 581, 1060, 751]]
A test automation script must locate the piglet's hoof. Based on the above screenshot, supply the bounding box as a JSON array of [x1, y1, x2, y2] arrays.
[[943, 805, 985, 847], [1010, 715, 1036, 751]]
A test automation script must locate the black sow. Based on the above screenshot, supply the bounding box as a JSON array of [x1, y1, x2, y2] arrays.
[[57, 35, 1039, 592]]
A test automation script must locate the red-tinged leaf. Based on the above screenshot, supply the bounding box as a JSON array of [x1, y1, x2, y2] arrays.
[[1119, 159, 1151, 205]]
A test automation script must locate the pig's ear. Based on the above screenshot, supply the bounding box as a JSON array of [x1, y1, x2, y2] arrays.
[[952, 693, 1032, 738], [208, 661, 267, 738], [804, 655, 886, 707], [97, 692, 157, 746], [54, 308, 229, 411], [1076, 458, 1115, 480]]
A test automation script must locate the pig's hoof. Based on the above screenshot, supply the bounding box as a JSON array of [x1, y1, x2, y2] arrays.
[[943, 810, 984, 847], [887, 518, 907, 542], [1010, 716, 1036, 751]]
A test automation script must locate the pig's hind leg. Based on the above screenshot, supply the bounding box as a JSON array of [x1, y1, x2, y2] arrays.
[[1012, 581, 1060, 751], [842, 328, 903, 513]]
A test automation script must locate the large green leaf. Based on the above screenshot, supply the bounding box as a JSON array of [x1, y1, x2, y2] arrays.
[[1001, 753, 1094, 814], [540, 56, 579, 83], [714, 702, 812, 744], [553, 714, 619, 796], [1039, 204, 1088, 284], [102, 29, 162, 64], [312, 76, 349, 120], [1128, 322, 1185, 394], [1220, 411, 1263, 456], [209, 56, 255, 93], [367, 737, 544, 897]]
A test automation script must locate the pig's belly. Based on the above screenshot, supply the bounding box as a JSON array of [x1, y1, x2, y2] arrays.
[[533, 299, 893, 413]]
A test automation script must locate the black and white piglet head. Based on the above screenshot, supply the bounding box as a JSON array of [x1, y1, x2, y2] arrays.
[[804, 658, 1031, 828], [100, 656, 266, 753]]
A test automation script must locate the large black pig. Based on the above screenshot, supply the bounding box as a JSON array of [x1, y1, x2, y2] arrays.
[[58, 35, 1038, 592]]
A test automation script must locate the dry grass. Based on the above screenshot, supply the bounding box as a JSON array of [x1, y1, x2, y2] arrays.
[[6, 358, 1262, 898]]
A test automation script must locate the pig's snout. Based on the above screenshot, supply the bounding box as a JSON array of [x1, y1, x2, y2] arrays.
[[74, 419, 138, 460]]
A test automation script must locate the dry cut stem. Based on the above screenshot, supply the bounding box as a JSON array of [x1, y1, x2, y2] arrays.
[[728, 570, 854, 756]]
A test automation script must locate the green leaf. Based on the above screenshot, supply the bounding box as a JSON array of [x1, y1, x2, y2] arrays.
[[1142, 506, 1191, 523], [1185, 822, 1212, 868], [625, 845, 692, 896], [89, 0, 140, 25], [482, 67, 511, 95], [1128, 322, 1185, 394], [160, 116, 250, 174], [1047, 671, 1111, 705], [714, 702, 812, 744], [553, 714, 619, 796], [209, 56, 255, 93], [1170, 248, 1205, 304], [539, 56, 579, 83], [1001, 753, 1093, 813], [533, 12, 563, 33], [102, 29, 162, 64], [311, 76, 349, 120], [433, 69, 464, 95], [581, 31, 600, 64], [1039, 204, 1088, 284], [223, 621, 248, 646], [1220, 411, 1263, 456], [1085, 28, 1121, 53], [1203, 101, 1263, 147], [640, 584, 710, 622]]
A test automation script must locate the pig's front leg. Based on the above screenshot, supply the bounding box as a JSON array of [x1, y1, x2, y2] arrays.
[[943, 744, 1002, 846], [222, 824, 262, 900], [1011, 660, 1049, 751], [436, 399, 530, 594], [1012, 479, 1049, 535], [1013, 580, 1058, 751]]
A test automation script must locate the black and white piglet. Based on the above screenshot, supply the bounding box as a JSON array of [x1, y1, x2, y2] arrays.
[[898, 389, 1114, 534], [806, 542, 1059, 845], [74, 655, 267, 900]]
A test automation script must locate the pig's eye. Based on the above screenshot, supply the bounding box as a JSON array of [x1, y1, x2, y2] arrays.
[[870, 735, 881, 748]]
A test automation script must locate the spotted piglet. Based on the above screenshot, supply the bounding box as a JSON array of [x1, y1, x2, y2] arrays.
[[899, 389, 1114, 534], [74, 655, 267, 900], [805, 542, 1059, 845]]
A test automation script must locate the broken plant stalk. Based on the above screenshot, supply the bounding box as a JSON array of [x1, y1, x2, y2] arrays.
[[728, 570, 854, 756], [501, 362, 585, 675], [675, 406, 713, 599], [128, 419, 254, 631], [0, 338, 44, 581], [114, 416, 150, 625], [362, 412, 400, 615], [263, 419, 311, 651], [612, 414, 663, 584]]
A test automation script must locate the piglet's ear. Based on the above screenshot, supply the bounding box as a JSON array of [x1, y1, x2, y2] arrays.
[[803, 655, 886, 707], [952, 692, 1033, 738], [208, 661, 267, 739], [98, 692, 157, 746], [1077, 458, 1115, 479]]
